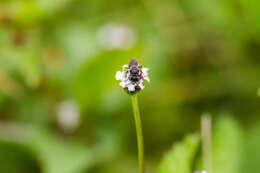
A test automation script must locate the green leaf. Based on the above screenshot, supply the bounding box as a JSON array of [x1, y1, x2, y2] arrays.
[[0, 124, 92, 173], [28, 127, 92, 173], [158, 133, 200, 173], [240, 120, 260, 173], [0, 140, 41, 173], [212, 116, 244, 173]]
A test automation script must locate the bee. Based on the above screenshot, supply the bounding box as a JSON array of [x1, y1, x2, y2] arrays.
[[128, 58, 143, 83]]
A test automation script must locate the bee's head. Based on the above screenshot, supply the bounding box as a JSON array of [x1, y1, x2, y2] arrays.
[[129, 58, 138, 67], [130, 66, 139, 75]]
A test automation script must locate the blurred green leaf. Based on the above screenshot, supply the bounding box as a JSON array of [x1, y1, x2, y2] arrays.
[[0, 140, 41, 173], [0, 124, 92, 173], [28, 127, 92, 173], [241, 120, 260, 173], [212, 116, 244, 173], [157, 133, 200, 173]]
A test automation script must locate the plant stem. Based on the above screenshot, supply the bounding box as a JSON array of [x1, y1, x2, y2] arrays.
[[201, 113, 213, 173], [131, 94, 145, 173]]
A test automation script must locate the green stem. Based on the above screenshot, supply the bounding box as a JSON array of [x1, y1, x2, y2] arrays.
[[131, 94, 145, 173], [201, 113, 213, 173]]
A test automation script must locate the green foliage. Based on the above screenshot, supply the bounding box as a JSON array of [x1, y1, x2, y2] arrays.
[[0, 125, 92, 173], [0, 140, 40, 173], [212, 116, 244, 173], [158, 134, 200, 173], [241, 120, 260, 173], [28, 128, 92, 173]]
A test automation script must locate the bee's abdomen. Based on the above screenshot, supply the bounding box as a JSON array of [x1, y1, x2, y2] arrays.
[[129, 76, 140, 82]]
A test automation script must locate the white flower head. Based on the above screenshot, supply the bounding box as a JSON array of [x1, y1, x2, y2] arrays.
[[115, 58, 150, 94]]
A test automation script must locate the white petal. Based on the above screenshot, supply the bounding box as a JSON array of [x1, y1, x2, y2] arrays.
[[144, 76, 150, 82], [139, 83, 145, 89], [143, 71, 148, 78], [122, 64, 129, 69], [120, 81, 127, 87], [116, 71, 123, 80], [142, 67, 149, 73], [142, 67, 149, 77], [128, 84, 135, 91]]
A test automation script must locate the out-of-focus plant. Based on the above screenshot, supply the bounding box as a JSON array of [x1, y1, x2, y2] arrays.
[[212, 115, 244, 173], [0, 124, 92, 173], [157, 115, 244, 173], [201, 114, 212, 173], [157, 133, 200, 173]]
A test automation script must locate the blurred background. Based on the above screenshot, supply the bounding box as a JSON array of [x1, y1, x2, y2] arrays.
[[0, 0, 260, 173]]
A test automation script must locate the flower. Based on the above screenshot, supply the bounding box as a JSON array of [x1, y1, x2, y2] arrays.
[[115, 58, 150, 94]]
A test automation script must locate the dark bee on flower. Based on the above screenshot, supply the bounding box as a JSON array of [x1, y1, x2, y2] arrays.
[[128, 58, 142, 83], [116, 57, 150, 93]]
